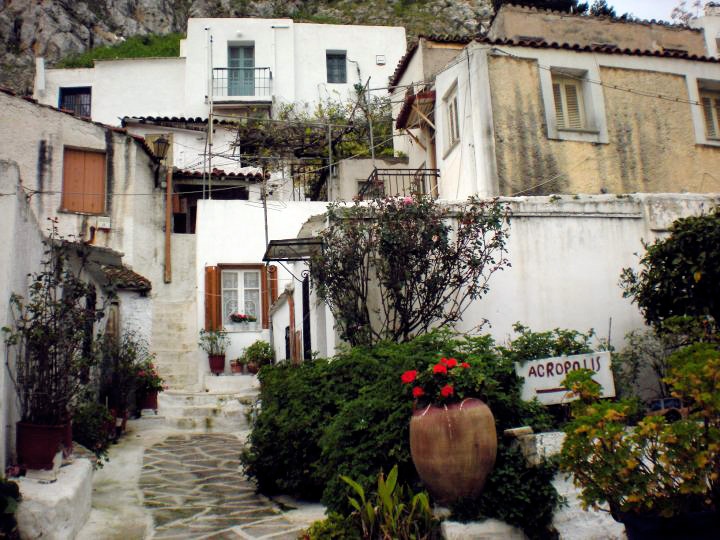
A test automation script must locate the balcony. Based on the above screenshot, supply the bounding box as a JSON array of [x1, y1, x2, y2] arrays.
[[212, 67, 273, 101], [357, 168, 440, 200]]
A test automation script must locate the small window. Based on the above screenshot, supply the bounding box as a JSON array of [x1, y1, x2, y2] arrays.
[[221, 269, 261, 328], [326, 51, 347, 84], [59, 87, 91, 117], [445, 89, 460, 149], [61, 148, 106, 214], [700, 90, 720, 140], [552, 74, 586, 130]]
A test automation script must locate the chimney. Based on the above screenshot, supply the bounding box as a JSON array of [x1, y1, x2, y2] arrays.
[[35, 57, 45, 96]]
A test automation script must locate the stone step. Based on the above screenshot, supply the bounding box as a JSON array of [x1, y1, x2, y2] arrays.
[[158, 387, 259, 433]]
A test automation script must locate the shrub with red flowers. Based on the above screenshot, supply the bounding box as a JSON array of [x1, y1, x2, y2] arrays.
[[401, 357, 483, 406], [134, 357, 165, 396]]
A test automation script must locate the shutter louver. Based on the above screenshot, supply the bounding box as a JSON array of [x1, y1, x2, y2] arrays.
[[564, 83, 582, 129], [552, 83, 565, 128], [261, 268, 269, 330], [702, 97, 716, 138]]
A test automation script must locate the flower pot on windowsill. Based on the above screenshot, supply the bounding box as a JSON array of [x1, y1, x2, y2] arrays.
[[208, 354, 226, 375]]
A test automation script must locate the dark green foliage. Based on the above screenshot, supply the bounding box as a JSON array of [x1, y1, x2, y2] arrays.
[[450, 447, 560, 540], [500, 323, 595, 365], [621, 210, 720, 328], [243, 328, 580, 537], [305, 512, 362, 540], [56, 33, 184, 68], [72, 400, 114, 463], [0, 477, 20, 539]]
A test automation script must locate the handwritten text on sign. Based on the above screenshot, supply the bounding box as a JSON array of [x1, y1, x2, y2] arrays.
[[515, 351, 616, 405]]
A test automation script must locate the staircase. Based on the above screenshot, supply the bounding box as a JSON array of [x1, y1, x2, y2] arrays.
[[157, 375, 260, 433]]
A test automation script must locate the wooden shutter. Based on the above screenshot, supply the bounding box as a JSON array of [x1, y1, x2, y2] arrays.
[[564, 82, 583, 129], [84, 151, 106, 214], [62, 149, 85, 212], [552, 82, 565, 128], [702, 96, 717, 138], [204, 266, 220, 330], [62, 148, 106, 214], [269, 265, 279, 303]]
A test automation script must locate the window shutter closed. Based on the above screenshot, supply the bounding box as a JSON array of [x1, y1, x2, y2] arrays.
[[62, 149, 85, 212], [261, 268, 269, 329], [84, 151, 106, 214], [62, 148, 106, 213], [564, 83, 582, 129], [702, 96, 717, 138], [552, 83, 565, 128], [205, 266, 220, 330]]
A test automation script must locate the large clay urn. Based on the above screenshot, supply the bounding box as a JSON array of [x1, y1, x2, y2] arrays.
[[409, 398, 497, 503]]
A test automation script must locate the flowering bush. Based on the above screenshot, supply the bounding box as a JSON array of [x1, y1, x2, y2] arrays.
[[230, 312, 257, 323], [134, 358, 164, 395], [401, 357, 484, 406]]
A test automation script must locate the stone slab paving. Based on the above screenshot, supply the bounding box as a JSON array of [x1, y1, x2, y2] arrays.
[[141, 433, 305, 539]]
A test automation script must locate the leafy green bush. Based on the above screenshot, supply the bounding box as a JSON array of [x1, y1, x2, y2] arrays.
[[0, 476, 21, 538], [55, 33, 183, 68], [243, 340, 274, 366], [243, 328, 585, 537], [72, 400, 114, 464]]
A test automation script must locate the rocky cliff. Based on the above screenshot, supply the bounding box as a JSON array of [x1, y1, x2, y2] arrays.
[[0, 0, 492, 94]]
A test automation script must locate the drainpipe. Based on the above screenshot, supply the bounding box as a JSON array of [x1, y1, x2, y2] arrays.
[[164, 164, 172, 283]]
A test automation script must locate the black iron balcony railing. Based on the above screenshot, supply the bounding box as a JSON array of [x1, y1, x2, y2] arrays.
[[212, 67, 272, 98], [357, 168, 440, 200]]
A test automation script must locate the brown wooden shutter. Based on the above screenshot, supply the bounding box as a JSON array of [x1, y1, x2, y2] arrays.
[[269, 265, 279, 303], [205, 266, 220, 330], [62, 149, 85, 212], [84, 151, 106, 214], [261, 267, 269, 329]]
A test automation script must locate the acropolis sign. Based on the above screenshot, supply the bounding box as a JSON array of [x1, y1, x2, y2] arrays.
[[516, 351, 616, 406]]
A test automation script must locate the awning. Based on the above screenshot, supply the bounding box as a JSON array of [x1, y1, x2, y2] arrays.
[[262, 238, 323, 262], [395, 90, 436, 130]]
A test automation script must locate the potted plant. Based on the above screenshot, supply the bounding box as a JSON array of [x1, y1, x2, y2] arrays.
[[400, 357, 497, 503], [242, 339, 274, 374], [3, 228, 105, 469], [199, 328, 230, 375], [230, 357, 246, 374], [134, 357, 165, 412], [229, 312, 257, 324], [559, 342, 720, 540], [99, 331, 145, 434]]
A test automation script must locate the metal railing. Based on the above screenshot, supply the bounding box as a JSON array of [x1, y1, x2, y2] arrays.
[[357, 168, 440, 200], [212, 67, 272, 98]]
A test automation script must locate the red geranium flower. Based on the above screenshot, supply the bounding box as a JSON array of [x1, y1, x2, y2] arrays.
[[461, 362, 470, 368], [440, 357, 449, 365], [412, 386, 425, 398], [446, 358, 458, 368], [433, 364, 447, 375], [401, 370, 418, 384], [440, 384, 454, 398]]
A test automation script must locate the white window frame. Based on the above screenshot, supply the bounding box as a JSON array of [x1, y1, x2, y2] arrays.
[[443, 82, 461, 156], [538, 59, 608, 144], [221, 268, 262, 331]]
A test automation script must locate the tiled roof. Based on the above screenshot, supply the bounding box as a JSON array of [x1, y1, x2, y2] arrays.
[[0, 87, 159, 163], [478, 37, 720, 63], [389, 35, 472, 88], [173, 168, 265, 182], [102, 265, 152, 293]]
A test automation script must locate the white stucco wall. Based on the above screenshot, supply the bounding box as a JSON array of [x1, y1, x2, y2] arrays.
[[118, 291, 152, 346], [195, 200, 330, 377], [0, 161, 45, 470]]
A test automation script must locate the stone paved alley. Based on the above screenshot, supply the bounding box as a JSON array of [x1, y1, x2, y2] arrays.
[[76, 419, 323, 539]]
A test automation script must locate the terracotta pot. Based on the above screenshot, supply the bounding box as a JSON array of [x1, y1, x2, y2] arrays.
[[409, 398, 497, 503], [230, 362, 244, 374], [246, 361, 259, 374], [139, 390, 158, 411], [208, 354, 226, 375], [16, 422, 66, 470]]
